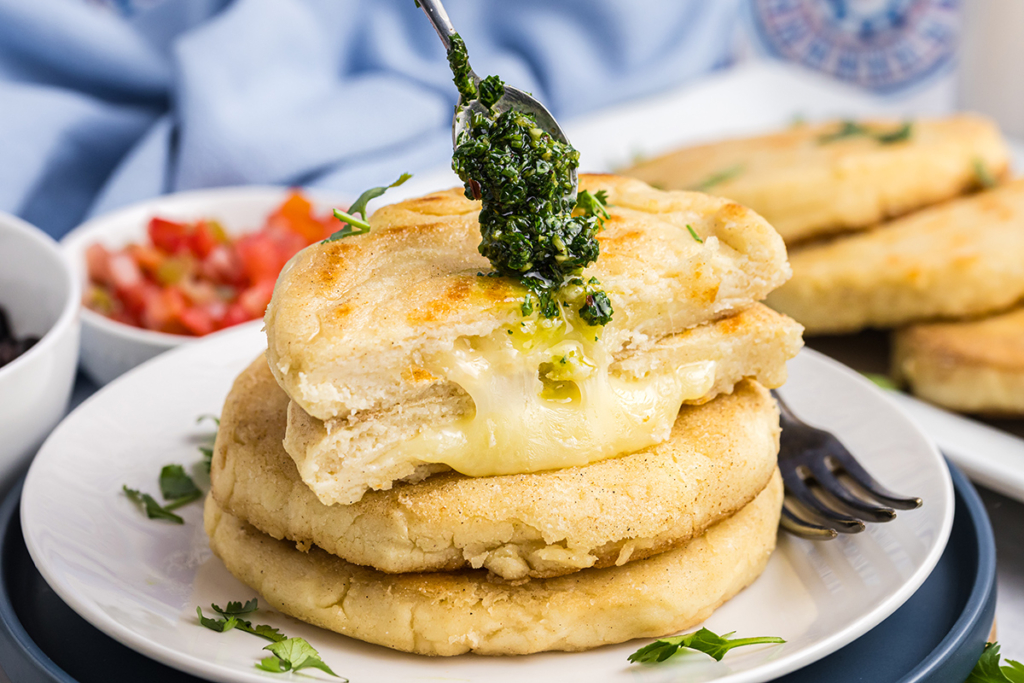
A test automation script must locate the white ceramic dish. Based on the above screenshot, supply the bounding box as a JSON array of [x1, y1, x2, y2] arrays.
[[21, 324, 953, 683], [60, 186, 349, 387], [0, 211, 79, 493]]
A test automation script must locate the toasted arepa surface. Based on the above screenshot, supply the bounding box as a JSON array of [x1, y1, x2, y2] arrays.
[[204, 470, 783, 656], [281, 304, 800, 505], [894, 306, 1024, 414], [767, 179, 1024, 334], [622, 115, 1009, 244], [265, 174, 789, 422], [211, 353, 781, 580]]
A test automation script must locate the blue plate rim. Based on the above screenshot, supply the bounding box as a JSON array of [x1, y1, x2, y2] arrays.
[[897, 461, 997, 683], [0, 461, 997, 683]]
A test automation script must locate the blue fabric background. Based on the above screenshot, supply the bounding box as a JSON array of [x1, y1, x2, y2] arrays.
[[0, 0, 741, 238]]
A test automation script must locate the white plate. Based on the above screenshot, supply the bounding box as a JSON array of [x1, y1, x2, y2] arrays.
[[21, 323, 953, 683]]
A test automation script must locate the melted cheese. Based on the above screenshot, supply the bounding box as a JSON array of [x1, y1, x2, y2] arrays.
[[389, 315, 717, 477]]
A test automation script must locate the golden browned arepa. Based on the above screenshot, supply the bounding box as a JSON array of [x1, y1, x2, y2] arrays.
[[622, 115, 1009, 244], [767, 179, 1024, 335], [264, 174, 792, 502], [894, 306, 1024, 415], [211, 355, 781, 581], [284, 304, 801, 505], [204, 470, 783, 657]]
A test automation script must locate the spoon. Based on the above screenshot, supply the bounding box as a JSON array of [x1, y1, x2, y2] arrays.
[[417, 0, 578, 200]]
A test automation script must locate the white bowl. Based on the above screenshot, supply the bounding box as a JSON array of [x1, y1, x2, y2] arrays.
[[0, 212, 80, 492], [61, 186, 350, 386]]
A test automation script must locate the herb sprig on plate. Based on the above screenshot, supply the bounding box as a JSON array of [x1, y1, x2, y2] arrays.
[[628, 628, 785, 664], [967, 642, 1024, 683]]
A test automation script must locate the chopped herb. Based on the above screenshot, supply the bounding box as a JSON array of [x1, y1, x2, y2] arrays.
[[818, 120, 913, 145], [576, 189, 610, 222], [446, 34, 612, 327], [875, 121, 913, 143], [159, 464, 201, 501], [197, 600, 287, 643], [863, 372, 899, 391], [199, 447, 213, 473], [197, 414, 220, 427], [967, 643, 1024, 683], [123, 486, 184, 524], [324, 173, 412, 243], [974, 158, 998, 189], [628, 628, 785, 664], [690, 164, 744, 192], [686, 224, 703, 244], [257, 638, 339, 677]]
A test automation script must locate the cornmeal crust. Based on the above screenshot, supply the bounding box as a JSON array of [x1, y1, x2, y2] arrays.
[[893, 306, 1024, 415], [282, 304, 801, 506], [211, 355, 781, 580], [622, 115, 1009, 244], [265, 174, 790, 422], [204, 470, 783, 656], [767, 179, 1024, 334]]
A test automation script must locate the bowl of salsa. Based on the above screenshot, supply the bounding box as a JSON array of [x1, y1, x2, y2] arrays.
[[61, 187, 350, 385]]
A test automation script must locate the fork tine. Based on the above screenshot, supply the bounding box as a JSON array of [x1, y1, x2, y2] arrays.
[[806, 459, 897, 522], [826, 450, 923, 510], [780, 505, 839, 540], [780, 468, 866, 533]]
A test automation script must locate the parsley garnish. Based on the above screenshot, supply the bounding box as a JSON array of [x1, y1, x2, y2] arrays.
[[690, 164, 744, 192], [197, 600, 287, 643], [576, 189, 610, 222], [818, 120, 913, 145], [197, 414, 219, 473], [257, 638, 339, 677], [124, 463, 203, 523], [974, 158, 998, 189], [967, 642, 1024, 682], [627, 628, 785, 664], [324, 173, 412, 242], [862, 372, 898, 391], [686, 224, 703, 244]]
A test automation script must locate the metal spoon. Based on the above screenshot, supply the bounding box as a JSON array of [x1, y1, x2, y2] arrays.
[[417, 0, 578, 200]]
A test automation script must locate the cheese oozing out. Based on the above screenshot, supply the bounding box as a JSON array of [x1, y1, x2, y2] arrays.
[[389, 313, 717, 477]]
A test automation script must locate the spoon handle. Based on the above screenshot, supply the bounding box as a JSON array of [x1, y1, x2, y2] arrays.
[[418, 0, 456, 52]]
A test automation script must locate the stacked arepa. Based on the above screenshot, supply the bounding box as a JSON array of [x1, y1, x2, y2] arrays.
[[627, 115, 1024, 416], [205, 174, 803, 656]]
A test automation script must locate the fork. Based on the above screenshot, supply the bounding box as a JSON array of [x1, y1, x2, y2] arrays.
[[774, 391, 923, 540]]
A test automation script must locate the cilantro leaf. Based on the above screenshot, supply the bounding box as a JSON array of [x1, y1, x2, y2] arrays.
[[818, 120, 868, 144], [686, 224, 703, 244], [197, 414, 220, 427], [199, 447, 213, 474], [123, 486, 184, 524], [213, 599, 259, 617], [324, 173, 412, 243], [690, 164, 744, 192], [576, 189, 610, 221], [967, 643, 1024, 683], [160, 464, 201, 501], [244, 623, 288, 643], [197, 607, 239, 633], [628, 628, 785, 664], [258, 638, 339, 677], [974, 158, 998, 189], [875, 121, 913, 144]]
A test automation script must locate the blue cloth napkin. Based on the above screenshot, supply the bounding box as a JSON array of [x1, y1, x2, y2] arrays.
[[0, 0, 741, 238]]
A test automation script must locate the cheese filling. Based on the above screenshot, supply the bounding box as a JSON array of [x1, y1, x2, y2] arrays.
[[389, 315, 717, 477]]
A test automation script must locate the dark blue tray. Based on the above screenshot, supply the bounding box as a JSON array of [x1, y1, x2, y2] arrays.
[[0, 462, 995, 683]]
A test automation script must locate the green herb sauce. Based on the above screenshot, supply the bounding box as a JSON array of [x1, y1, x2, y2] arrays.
[[446, 34, 613, 326]]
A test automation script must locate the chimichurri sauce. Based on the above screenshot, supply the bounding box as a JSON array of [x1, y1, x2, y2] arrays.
[[446, 34, 613, 327]]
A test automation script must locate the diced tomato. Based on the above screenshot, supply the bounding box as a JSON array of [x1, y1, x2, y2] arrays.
[[108, 252, 143, 290], [147, 218, 191, 254], [179, 306, 215, 336], [85, 244, 113, 286], [85, 192, 327, 337], [235, 233, 284, 284], [189, 220, 219, 259], [238, 279, 276, 318]]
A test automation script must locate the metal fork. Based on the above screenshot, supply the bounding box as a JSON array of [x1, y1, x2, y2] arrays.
[[774, 391, 922, 540]]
